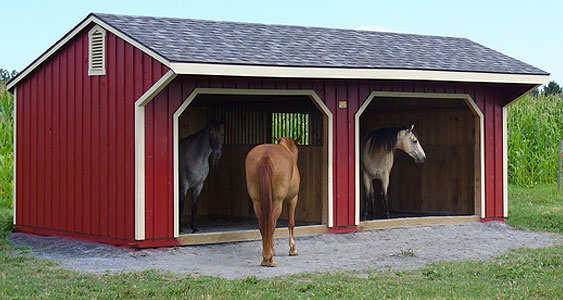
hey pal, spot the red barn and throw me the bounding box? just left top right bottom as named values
left=8, top=13, right=549, bottom=247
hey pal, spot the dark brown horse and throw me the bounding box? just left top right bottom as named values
left=245, top=137, right=301, bottom=267
left=179, top=120, right=224, bottom=233
left=361, top=125, right=426, bottom=219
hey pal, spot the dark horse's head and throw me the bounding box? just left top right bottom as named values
left=208, top=120, right=225, bottom=160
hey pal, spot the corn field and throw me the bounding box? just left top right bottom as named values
left=0, top=89, right=13, bottom=209
left=507, top=94, right=563, bottom=186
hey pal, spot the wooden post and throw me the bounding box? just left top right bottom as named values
left=558, top=140, right=562, bottom=190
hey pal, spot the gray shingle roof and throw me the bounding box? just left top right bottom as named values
left=94, top=13, right=545, bottom=75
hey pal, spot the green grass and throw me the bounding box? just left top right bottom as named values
left=506, top=184, right=562, bottom=234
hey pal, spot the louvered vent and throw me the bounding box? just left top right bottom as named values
left=88, top=25, right=106, bottom=76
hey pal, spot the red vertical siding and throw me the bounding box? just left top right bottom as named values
left=14, top=26, right=168, bottom=243
left=124, top=42, right=135, bottom=239
left=82, top=35, right=92, bottom=235
left=335, top=81, right=349, bottom=226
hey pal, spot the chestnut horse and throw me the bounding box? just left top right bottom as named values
left=245, top=137, right=301, bottom=267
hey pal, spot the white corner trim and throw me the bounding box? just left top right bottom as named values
left=170, top=62, right=550, bottom=85
left=13, top=87, right=17, bottom=225
left=502, top=107, right=508, bottom=218
left=7, top=15, right=171, bottom=91
left=354, top=91, right=486, bottom=225
left=172, top=88, right=334, bottom=237
left=501, top=84, right=542, bottom=218
left=134, top=70, right=177, bottom=241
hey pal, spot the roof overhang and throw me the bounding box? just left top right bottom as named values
left=7, top=13, right=550, bottom=91
left=170, top=62, right=549, bottom=85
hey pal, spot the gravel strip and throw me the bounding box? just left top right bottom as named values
left=9, top=221, right=562, bottom=279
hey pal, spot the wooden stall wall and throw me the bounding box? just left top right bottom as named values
left=360, top=98, right=477, bottom=217
left=14, top=26, right=168, bottom=243
left=144, top=75, right=534, bottom=240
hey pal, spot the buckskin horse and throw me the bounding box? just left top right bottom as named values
left=361, top=125, right=426, bottom=220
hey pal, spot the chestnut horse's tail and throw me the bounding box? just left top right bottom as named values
left=257, top=156, right=274, bottom=237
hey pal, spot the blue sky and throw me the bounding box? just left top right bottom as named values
left=2, top=0, right=561, bottom=84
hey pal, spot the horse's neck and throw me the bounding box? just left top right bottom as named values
left=365, top=148, right=395, bottom=173
left=278, top=142, right=298, bottom=162
left=190, top=127, right=212, bottom=162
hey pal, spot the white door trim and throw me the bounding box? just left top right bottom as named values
left=134, top=70, right=177, bottom=240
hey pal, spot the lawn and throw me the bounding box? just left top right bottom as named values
left=0, top=185, right=561, bottom=299
left=506, top=184, right=562, bottom=234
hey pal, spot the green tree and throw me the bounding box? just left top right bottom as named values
left=0, top=69, right=18, bottom=84
left=542, top=80, right=562, bottom=96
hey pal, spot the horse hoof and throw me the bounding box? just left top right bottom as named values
left=261, top=259, right=276, bottom=267
left=289, top=249, right=298, bottom=256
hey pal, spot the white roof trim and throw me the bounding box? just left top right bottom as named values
left=170, top=62, right=549, bottom=85
left=7, top=14, right=170, bottom=90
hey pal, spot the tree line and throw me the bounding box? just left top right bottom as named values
left=0, top=69, right=18, bottom=84
left=531, top=80, right=562, bottom=97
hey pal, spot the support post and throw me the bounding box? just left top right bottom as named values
left=558, top=140, right=562, bottom=190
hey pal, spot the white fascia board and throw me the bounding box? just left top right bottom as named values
left=170, top=62, right=550, bottom=85
left=7, top=15, right=171, bottom=91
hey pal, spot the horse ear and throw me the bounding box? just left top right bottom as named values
left=295, top=136, right=302, bottom=144
left=410, top=124, right=414, bottom=131
left=275, top=137, right=281, bottom=144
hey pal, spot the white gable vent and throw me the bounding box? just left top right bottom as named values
left=88, top=25, right=106, bottom=76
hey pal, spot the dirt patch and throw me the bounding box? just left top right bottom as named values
left=9, top=222, right=562, bottom=279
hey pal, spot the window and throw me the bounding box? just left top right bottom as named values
left=272, top=112, right=311, bottom=145
left=88, top=25, right=106, bottom=76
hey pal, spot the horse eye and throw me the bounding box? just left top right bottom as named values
left=414, top=140, right=418, bottom=144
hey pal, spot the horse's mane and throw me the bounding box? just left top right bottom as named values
left=365, top=127, right=411, bottom=153
left=180, top=120, right=224, bottom=143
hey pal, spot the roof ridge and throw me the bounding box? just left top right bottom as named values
left=92, top=12, right=471, bottom=41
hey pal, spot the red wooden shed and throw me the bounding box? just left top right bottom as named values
left=8, top=13, right=549, bottom=247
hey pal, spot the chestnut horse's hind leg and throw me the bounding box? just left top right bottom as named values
left=252, top=200, right=276, bottom=267
left=287, top=195, right=299, bottom=256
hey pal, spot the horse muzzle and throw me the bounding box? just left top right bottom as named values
left=212, top=151, right=222, bottom=160
left=415, top=156, right=426, bottom=163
